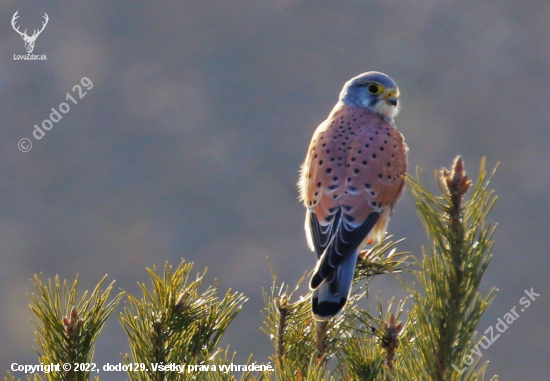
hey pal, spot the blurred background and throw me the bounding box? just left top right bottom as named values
left=1, top=0, right=549, bottom=378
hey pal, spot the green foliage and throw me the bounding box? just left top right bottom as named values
left=6, top=275, right=122, bottom=381
left=119, top=259, right=249, bottom=381
left=261, top=238, right=408, bottom=381
left=396, top=157, right=498, bottom=381
left=6, top=158, right=499, bottom=381
left=259, top=157, right=498, bottom=381
left=335, top=299, right=406, bottom=381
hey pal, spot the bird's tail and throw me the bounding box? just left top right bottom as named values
left=311, top=249, right=358, bottom=320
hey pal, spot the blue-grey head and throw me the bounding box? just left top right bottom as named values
left=339, top=71, right=400, bottom=119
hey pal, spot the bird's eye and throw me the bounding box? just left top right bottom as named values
left=367, top=83, right=382, bottom=95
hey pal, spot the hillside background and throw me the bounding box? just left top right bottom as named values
left=1, top=0, right=549, bottom=379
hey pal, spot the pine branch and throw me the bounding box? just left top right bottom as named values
left=335, top=298, right=406, bottom=381
left=26, top=274, right=122, bottom=381
left=5, top=373, right=43, bottom=381
left=262, top=270, right=316, bottom=377
left=381, top=314, right=403, bottom=373
left=7, top=158, right=501, bottom=381
left=120, top=259, right=248, bottom=381
left=398, top=157, right=498, bottom=381
left=261, top=237, right=408, bottom=381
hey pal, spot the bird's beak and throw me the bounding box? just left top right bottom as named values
left=384, top=90, right=399, bottom=107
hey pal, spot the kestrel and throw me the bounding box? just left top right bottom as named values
left=299, top=72, right=408, bottom=320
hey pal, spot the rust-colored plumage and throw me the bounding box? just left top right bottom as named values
left=299, top=72, right=408, bottom=320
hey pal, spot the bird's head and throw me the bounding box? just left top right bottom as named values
left=339, top=71, right=400, bottom=119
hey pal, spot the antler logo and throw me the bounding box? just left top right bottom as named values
left=11, top=11, right=49, bottom=53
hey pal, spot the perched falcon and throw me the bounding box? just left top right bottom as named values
left=299, top=72, right=408, bottom=320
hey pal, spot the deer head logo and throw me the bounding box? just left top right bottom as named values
left=11, top=11, right=49, bottom=53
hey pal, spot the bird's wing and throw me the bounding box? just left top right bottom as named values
left=300, top=104, right=407, bottom=288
